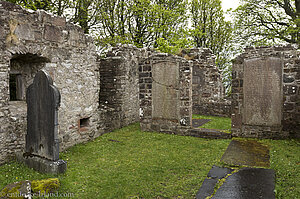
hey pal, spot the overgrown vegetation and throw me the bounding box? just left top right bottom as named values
left=192, top=114, right=231, bottom=133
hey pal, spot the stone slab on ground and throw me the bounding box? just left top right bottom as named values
left=207, top=165, right=234, bottom=179
left=220, top=139, right=270, bottom=167
left=212, top=168, right=275, bottom=199
left=189, top=128, right=232, bottom=139
left=192, top=119, right=211, bottom=128
left=196, top=165, right=234, bottom=199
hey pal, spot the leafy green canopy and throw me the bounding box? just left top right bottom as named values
left=190, top=0, right=234, bottom=93
left=5, top=0, right=234, bottom=94
left=233, top=0, right=300, bottom=47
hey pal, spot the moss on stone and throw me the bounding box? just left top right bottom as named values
left=0, top=182, right=23, bottom=199
left=31, top=178, right=60, bottom=194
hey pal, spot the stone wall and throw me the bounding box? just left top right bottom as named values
left=0, top=1, right=99, bottom=164
left=139, top=53, right=193, bottom=134
left=232, top=45, right=300, bottom=138
left=99, top=45, right=143, bottom=133
left=193, top=99, right=231, bottom=118
left=178, top=48, right=231, bottom=117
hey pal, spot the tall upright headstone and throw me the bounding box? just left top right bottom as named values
left=22, top=70, right=66, bottom=174
left=139, top=54, right=193, bottom=134
left=231, top=46, right=299, bottom=139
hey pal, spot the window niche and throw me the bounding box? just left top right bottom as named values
left=9, top=53, right=49, bottom=102
left=78, top=117, right=91, bottom=132
left=9, top=73, right=24, bottom=101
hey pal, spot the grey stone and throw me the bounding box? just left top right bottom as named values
left=0, top=1, right=100, bottom=165
left=22, top=71, right=66, bottom=173
left=283, top=74, right=295, bottom=83
left=14, top=24, right=35, bottom=41
left=221, top=140, right=270, bottom=167
left=207, top=165, right=234, bottom=179
left=232, top=46, right=299, bottom=138
left=196, top=178, right=218, bottom=199
left=192, top=119, right=211, bottom=128
left=243, top=57, right=282, bottom=126
left=17, top=153, right=66, bottom=174
left=188, top=128, right=232, bottom=139
left=152, top=61, right=180, bottom=120
left=26, top=70, right=60, bottom=161
left=196, top=165, right=234, bottom=199
left=0, top=180, right=31, bottom=198
left=44, top=25, right=62, bottom=42
left=212, top=168, right=275, bottom=199
left=139, top=54, right=192, bottom=134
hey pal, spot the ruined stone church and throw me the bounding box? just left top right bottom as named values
left=0, top=1, right=299, bottom=165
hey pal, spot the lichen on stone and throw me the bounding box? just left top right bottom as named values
left=31, top=178, right=60, bottom=195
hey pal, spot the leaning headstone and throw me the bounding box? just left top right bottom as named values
left=19, top=70, right=66, bottom=174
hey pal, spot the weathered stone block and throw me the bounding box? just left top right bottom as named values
left=44, top=25, right=62, bottom=42
left=14, top=24, right=35, bottom=41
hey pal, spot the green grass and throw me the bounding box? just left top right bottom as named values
left=261, top=139, right=300, bottom=199
left=0, top=123, right=230, bottom=198
left=0, top=123, right=299, bottom=199
left=192, top=114, right=231, bottom=132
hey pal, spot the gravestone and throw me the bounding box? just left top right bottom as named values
left=243, top=57, right=282, bottom=126
left=139, top=54, right=192, bottom=134
left=21, top=70, right=66, bottom=174
left=152, top=61, right=180, bottom=120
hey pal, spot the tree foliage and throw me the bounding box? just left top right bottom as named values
left=233, top=0, right=300, bottom=47
left=95, top=0, right=188, bottom=49
left=6, top=0, right=53, bottom=11
left=189, top=0, right=233, bottom=93
left=189, top=0, right=233, bottom=66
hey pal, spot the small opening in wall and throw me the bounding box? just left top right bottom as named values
left=9, top=74, right=24, bottom=101
left=80, top=117, right=90, bottom=128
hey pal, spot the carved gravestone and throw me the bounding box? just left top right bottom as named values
left=243, top=57, right=282, bottom=126
left=152, top=61, right=180, bottom=120
left=22, top=71, right=66, bottom=174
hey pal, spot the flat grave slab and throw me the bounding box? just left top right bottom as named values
left=192, top=119, right=211, bottom=128
left=212, top=168, right=275, bottom=199
left=196, top=165, right=234, bottom=199
left=221, top=139, right=270, bottom=167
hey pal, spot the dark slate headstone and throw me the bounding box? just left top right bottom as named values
left=21, top=70, right=66, bottom=174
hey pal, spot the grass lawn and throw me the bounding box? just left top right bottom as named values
left=0, top=123, right=298, bottom=198
left=192, top=114, right=231, bottom=132
left=0, top=123, right=230, bottom=198
left=260, top=139, right=300, bottom=199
